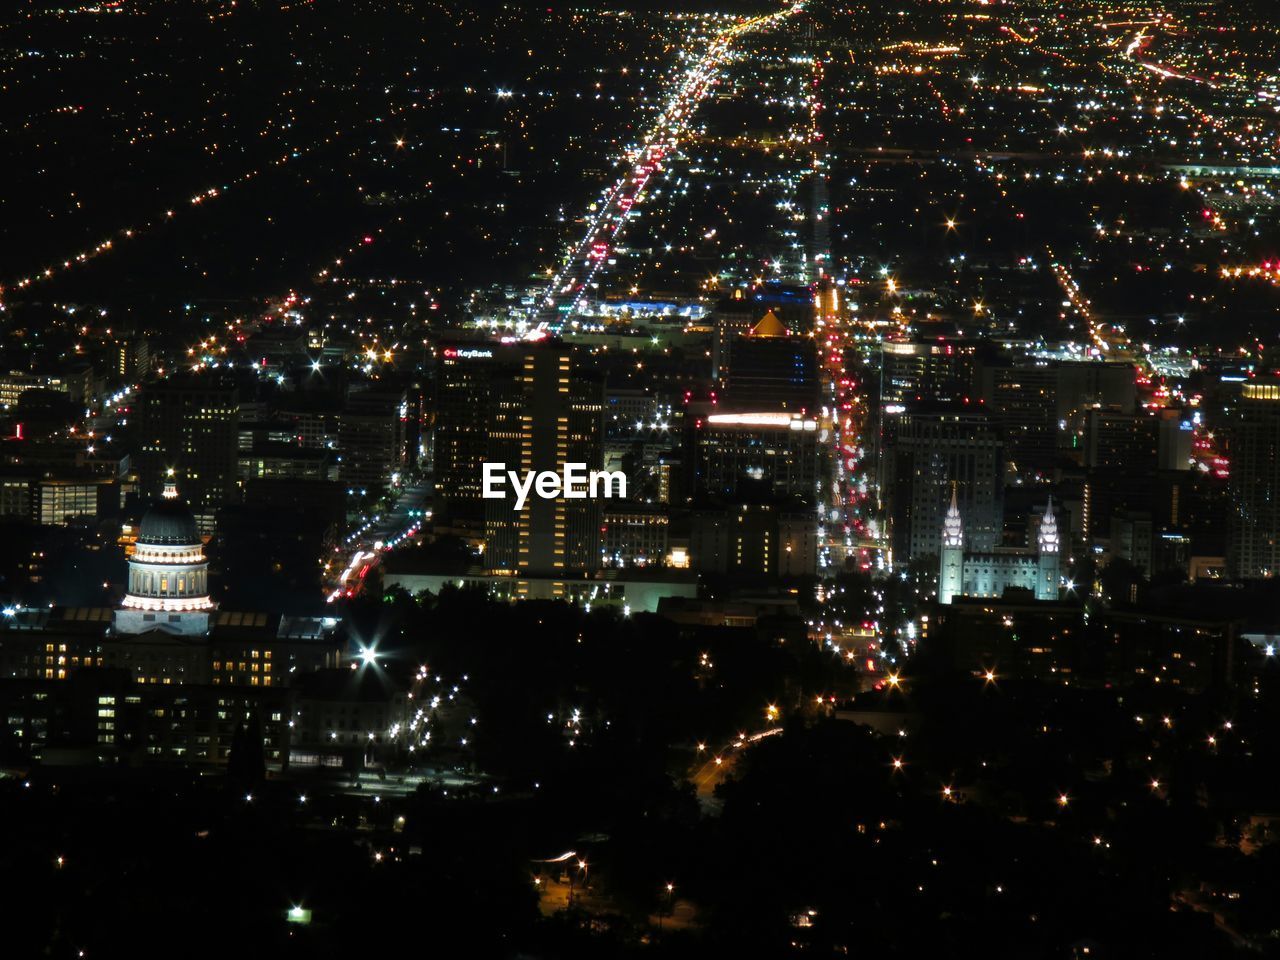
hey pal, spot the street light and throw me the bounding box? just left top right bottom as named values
left=568, top=859, right=588, bottom=907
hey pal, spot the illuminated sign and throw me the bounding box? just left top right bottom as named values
left=442, top=347, right=493, bottom=360
left=705, top=412, right=818, bottom=430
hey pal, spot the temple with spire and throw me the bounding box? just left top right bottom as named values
left=938, top=486, right=1061, bottom=604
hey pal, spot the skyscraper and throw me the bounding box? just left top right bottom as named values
left=484, top=344, right=605, bottom=581
left=881, top=407, right=1003, bottom=561
left=432, top=343, right=519, bottom=537
left=689, top=501, right=817, bottom=578
left=1085, top=408, right=1158, bottom=471
left=881, top=339, right=980, bottom=407
left=711, top=295, right=768, bottom=382
left=1227, top=380, right=1280, bottom=578
left=722, top=311, right=818, bottom=413
left=136, top=373, right=240, bottom=529
left=980, top=361, right=1057, bottom=474
left=690, top=411, right=822, bottom=503
left=338, top=386, right=408, bottom=490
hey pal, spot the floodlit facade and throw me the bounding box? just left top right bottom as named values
left=939, top=488, right=1060, bottom=605
left=115, top=481, right=215, bottom=636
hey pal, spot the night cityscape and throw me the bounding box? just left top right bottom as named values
left=4, top=0, right=1280, bottom=956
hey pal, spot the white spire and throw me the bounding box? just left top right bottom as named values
left=162, top=470, right=178, bottom=500
left=942, top=483, right=963, bottom=549
left=1038, top=496, right=1059, bottom=554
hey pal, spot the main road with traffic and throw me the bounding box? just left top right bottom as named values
left=533, top=4, right=806, bottom=330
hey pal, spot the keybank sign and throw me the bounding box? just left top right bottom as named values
left=482, top=463, right=627, bottom=510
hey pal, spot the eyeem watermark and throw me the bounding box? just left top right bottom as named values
left=482, top=463, right=627, bottom=510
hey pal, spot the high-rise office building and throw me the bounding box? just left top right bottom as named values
left=484, top=344, right=605, bottom=581
left=136, top=373, right=240, bottom=528
left=980, top=361, right=1058, bottom=473
left=1056, top=361, right=1137, bottom=442
left=109, top=335, right=150, bottom=383
left=0, top=371, right=77, bottom=409
left=1157, top=412, right=1194, bottom=471
left=711, top=296, right=768, bottom=382
left=881, top=339, right=980, bottom=407
left=690, top=411, right=822, bottom=503
left=722, top=311, right=818, bottom=413
left=1110, top=510, right=1154, bottom=576
left=690, top=501, right=817, bottom=578
left=881, top=407, right=1003, bottom=561
left=1227, top=380, right=1280, bottom=578
left=432, top=343, right=519, bottom=536
left=605, top=388, right=659, bottom=435
left=1151, top=469, right=1227, bottom=574
left=338, top=387, right=408, bottom=490
left=1085, top=409, right=1158, bottom=471
left=602, top=505, right=670, bottom=568
left=975, top=358, right=1139, bottom=472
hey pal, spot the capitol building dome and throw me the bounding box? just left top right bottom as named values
left=137, top=496, right=200, bottom=546
left=120, top=480, right=213, bottom=615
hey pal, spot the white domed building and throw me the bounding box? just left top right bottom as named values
left=114, top=481, right=215, bottom=636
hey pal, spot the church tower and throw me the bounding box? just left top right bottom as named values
left=938, top=484, right=964, bottom=605
left=1035, top=496, right=1061, bottom=601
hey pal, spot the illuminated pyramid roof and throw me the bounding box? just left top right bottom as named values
left=750, top=309, right=787, bottom=337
